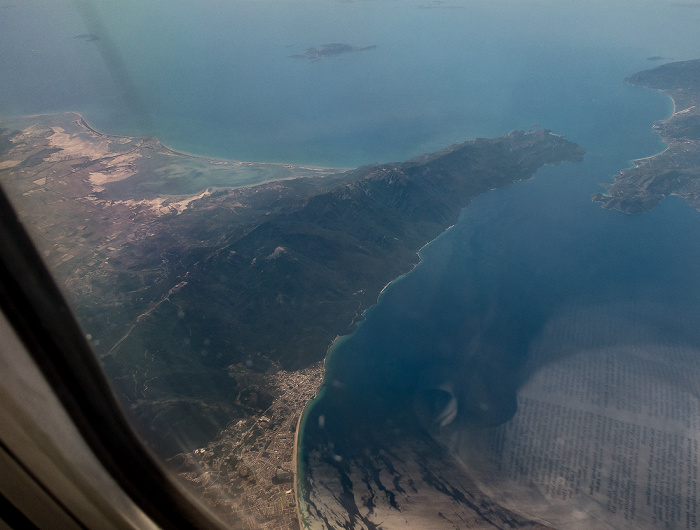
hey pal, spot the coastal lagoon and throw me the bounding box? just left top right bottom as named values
left=4, top=0, right=700, bottom=527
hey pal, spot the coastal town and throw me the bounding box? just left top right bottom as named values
left=170, top=362, right=324, bottom=529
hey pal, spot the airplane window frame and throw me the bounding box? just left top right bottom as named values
left=0, top=186, right=226, bottom=530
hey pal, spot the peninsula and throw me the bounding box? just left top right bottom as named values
left=0, top=113, right=583, bottom=528
left=593, top=58, right=700, bottom=213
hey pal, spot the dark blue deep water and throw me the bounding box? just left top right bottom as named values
left=288, top=0, right=700, bottom=501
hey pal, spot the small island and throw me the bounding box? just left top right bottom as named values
left=289, top=43, right=377, bottom=60
left=593, top=58, right=700, bottom=214
left=73, top=33, right=100, bottom=42
left=0, top=113, right=583, bottom=528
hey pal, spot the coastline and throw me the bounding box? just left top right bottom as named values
left=627, top=88, right=676, bottom=165
left=595, top=59, right=700, bottom=214
left=291, top=230, right=443, bottom=528
left=71, top=111, right=346, bottom=172
left=2, top=111, right=346, bottom=174
left=293, top=389, right=312, bottom=529
left=292, top=409, right=303, bottom=528
left=377, top=223, right=457, bottom=299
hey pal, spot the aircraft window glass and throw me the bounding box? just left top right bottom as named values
left=2, top=1, right=700, bottom=528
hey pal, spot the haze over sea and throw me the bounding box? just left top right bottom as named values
left=4, top=0, right=700, bottom=522
left=1, top=0, right=698, bottom=168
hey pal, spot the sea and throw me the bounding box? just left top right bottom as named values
left=4, top=0, right=700, bottom=525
